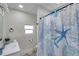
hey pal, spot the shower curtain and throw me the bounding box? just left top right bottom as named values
left=38, top=4, right=79, bottom=56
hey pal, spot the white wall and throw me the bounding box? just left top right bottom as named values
left=5, top=9, right=37, bottom=56
left=0, top=8, right=3, bottom=38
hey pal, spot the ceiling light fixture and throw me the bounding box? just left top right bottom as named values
left=18, top=4, right=23, bottom=8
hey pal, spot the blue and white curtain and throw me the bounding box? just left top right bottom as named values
left=38, top=4, right=79, bottom=56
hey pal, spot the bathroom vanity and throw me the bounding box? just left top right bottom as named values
left=1, top=40, right=20, bottom=56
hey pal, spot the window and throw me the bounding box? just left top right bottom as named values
left=24, top=25, right=33, bottom=34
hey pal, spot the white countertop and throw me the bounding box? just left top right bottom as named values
left=1, top=40, right=20, bottom=56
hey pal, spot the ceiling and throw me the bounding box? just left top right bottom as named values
left=7, top=3, right=65, bottom=16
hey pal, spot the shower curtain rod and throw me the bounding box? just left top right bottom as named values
left=40, top=3, right=73, bottom=19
